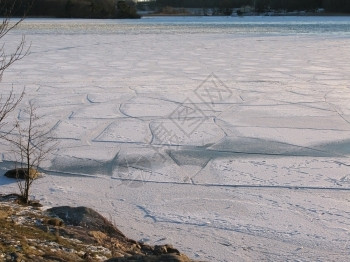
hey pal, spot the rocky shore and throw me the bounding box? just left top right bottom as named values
left=0, top=194, right=196, bottom=262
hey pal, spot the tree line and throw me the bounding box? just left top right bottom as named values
left=1, top=0, right=140, bottom=19
left=2, top=0, right=350, bottom=17
left=151, top=0, right=350, bottom=13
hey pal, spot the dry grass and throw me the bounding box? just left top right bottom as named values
left=0, top=203, right=104, bottom=261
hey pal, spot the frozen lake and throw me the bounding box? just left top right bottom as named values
left=1, top=16, right=350, bottom=261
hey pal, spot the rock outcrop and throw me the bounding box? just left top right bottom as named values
left=47, top=206, right=126, bottom=240
left=4, top=168, right=40, bottom=180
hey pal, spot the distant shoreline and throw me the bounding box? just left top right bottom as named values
left=5, top=12, right=350, bottom=19
left=143, top=12, right=350, bottom=17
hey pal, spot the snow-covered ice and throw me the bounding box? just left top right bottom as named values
left=1, top=17, right=350, bottom=261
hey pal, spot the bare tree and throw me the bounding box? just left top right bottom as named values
left=0, top=0, right=29, bottom=133
left=6, top=102, right=57, bottom=203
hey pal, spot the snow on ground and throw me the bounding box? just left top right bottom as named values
left=1, top=18, right=350, bottom=261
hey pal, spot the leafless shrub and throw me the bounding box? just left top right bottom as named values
left=6, top=102, right=57, bottom=203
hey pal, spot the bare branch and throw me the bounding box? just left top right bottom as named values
left=0, top=1, right=30, bottom=135
left=0, top=0, right=25, bottom=38
left=0, top=36, right=30, bottom=79
left=0, top=88, right=24, bottom=138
